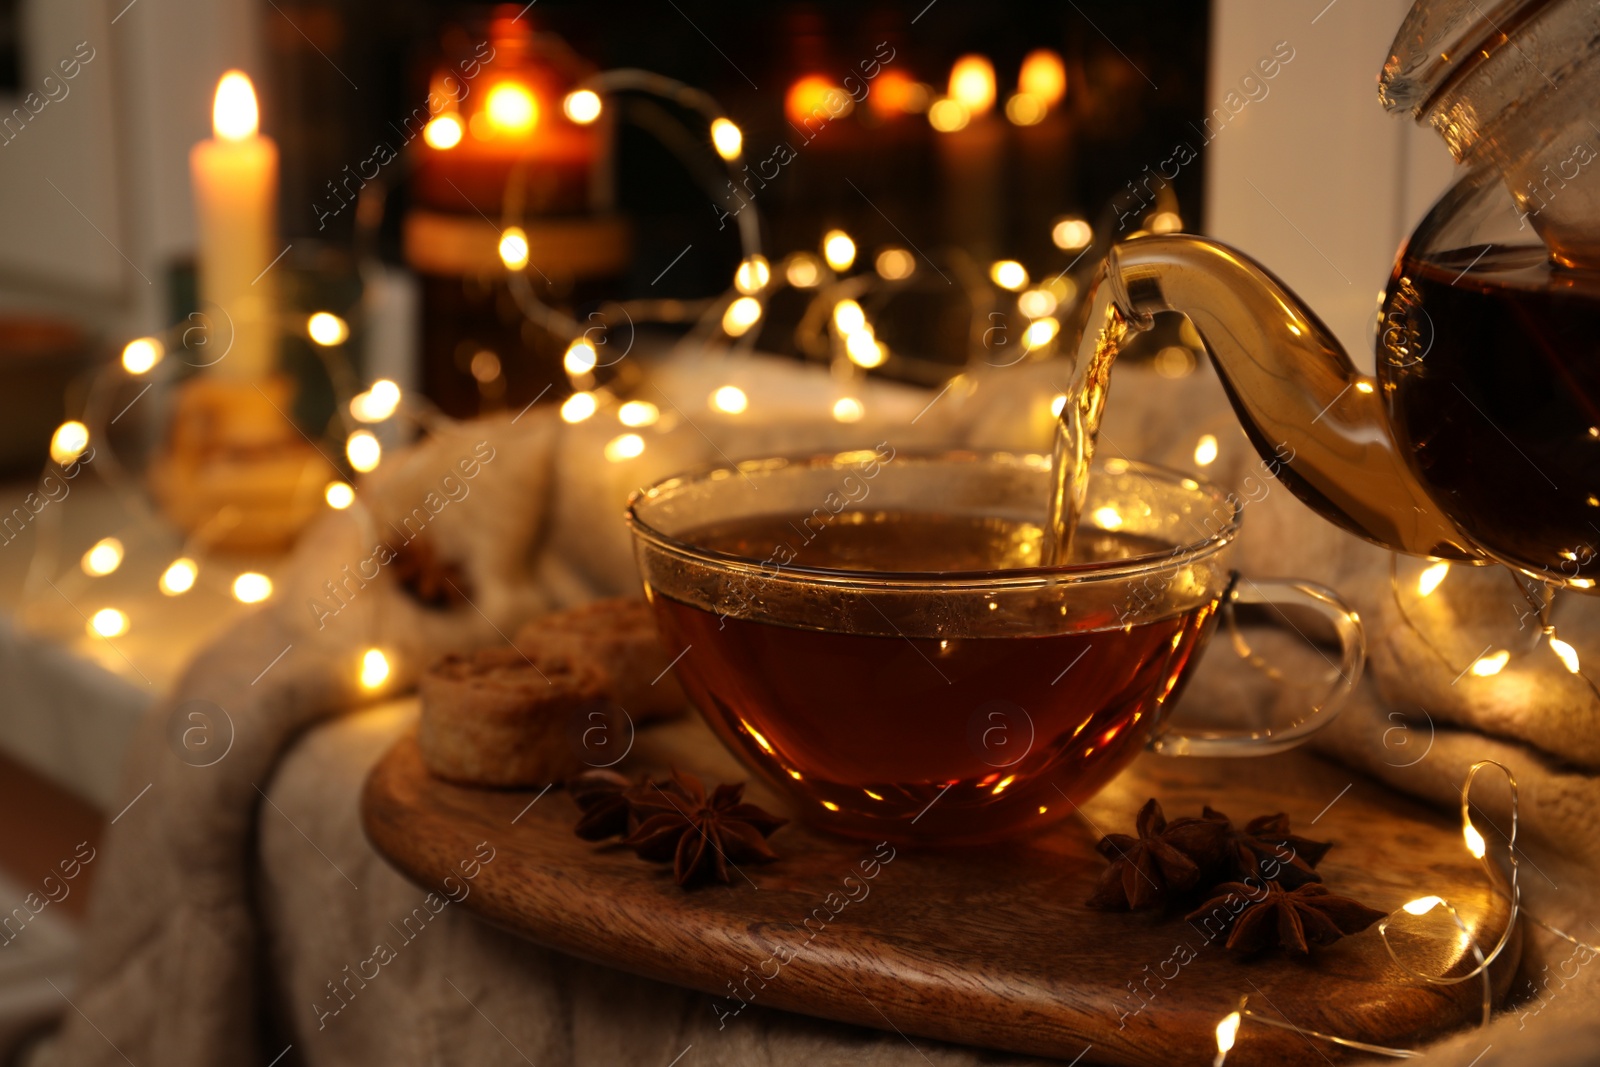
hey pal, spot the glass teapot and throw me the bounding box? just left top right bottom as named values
left=1075, top=0, right=1600, bottom=591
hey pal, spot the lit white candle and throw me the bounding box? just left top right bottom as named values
left=190, top=71, right=279, bottom=379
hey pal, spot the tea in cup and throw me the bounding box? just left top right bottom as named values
left=628, top=450, right=1364, bottom=844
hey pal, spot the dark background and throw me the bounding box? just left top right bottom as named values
left=264, top=0, right=1211, bottom=299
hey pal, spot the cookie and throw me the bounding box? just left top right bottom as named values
left=418, top=646, right=621, bottom=787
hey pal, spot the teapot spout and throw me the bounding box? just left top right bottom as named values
left=1104, top=235, right=1478, bottom=561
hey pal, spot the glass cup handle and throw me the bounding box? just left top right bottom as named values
left=1147, top=576, right=1366, bottom=758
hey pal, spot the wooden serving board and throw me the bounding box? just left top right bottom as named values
left=362, top=717, right=1518, bottom=1066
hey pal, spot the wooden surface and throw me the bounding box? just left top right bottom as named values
left=362, top=717, right=1519, bottom=1066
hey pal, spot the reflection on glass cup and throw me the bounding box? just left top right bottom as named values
left=629, top=451, right=1364, bottom=845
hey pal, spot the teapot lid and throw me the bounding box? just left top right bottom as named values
left=1380, top=0, right=1600, bottom=167
left=1380, top=0, right=1555, bottom=115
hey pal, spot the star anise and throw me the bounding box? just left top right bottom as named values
left=621, top=771, right=788, bottom=889
left=1186, top=880, right=1386, bottom=955
left=1203, top=807, right=1332, bottom=889
left=567, top=769, right=641, bottom=841
left=1086, top=798, right=1230, bottom=910
left=391, top=536, right=472, bottom=608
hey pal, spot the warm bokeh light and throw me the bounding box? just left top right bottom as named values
left=232, top=572, right=273, bottom=604
left=1005, top=93, right=1046, bottom=126
left=734, top=255, right=770, bottom=294
left=562, top=89, right=602, bottom=124
left=786, top=254, right=822, bottom=288
left=722, top=297, right=763, bottom=337
left=423, top=114, right=463, bottom=149
left=1403, top=895, right=1445, bottom=916
left=307, top=312, right=349, bottom=346
left=867, top=69, right=920, bottom=118
left=89, top=608, right=128, bottom=639
left=845, top=330, right=886, bottom=368
left=351, top=379, right=401, bottom=423
left=710, top=117, right=742, bottom=160
left=617, top=400, right=659, bottom=427
left=1019, top=49, right=1067, bottom=106
left=1470, top=649, right=1510, bottom=677
left=498, top=227, right=530, bottom=271
left=1092, top=506, right=1124, bottom=531
left=560, top=391, right=597, bottom=423
left=212, top=71, right=259, bottom=141
left=360, top=648, right=391, bottom=689
left=1214, top=1012, right=1241, bottom=1058
left=485, top=82, right=538, bottom=135
left=159, top=558, right=198, bottom=596
left=564, top=339, right=598, bottom=375
left=1355, top=379, right=1376, bottom=394
left=1417, top=561, right=1450, bottom=597
left=1194, top=434, right=1220, bottom=466
left=833, top=299, right=866, bottom=335
left=346, top=430, right=381, bottom=473
left=470, top=350, right=501, bottom=383
left=1155, top=345, right=1196, bottom=378
left=1051, top=394, right=1068, bottom=417
left=50, top=421, right=89, bottom=466
left=1149, top=210, right=1183, bottom=234
left=990, top=260, right=1028, bottom=290
left=1464, top=821, right=1487, bottom=859
left=1052, top=217, right=1094, bottom=251
left=710, top=385, right=748, bottom=414
left=604, top=432, right=645, bottom=462
left=927, top=98, right=970, bottom=132
left=82, top=537, right=124, bottom=577
left=832, top=397, right=865, bottom=423
left=1024, top=318, right=1059, bottom=350
left=875, top=247, right=915, bottom=281
left=1018, top=288, right=1058, bottom=319
left=785, top=75, right=843, bottom=126
left=1550, top=635, right=1581, bottom=673
left=324, top=481, right=355, bottom=510
left=121, top=338, right=163, bottom=375
left=948, top=55, right=996, bottom=114
left=823, top=230, right=856, bottom=271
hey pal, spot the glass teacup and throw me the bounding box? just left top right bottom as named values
left=628, top=450, right=1364, bottom=845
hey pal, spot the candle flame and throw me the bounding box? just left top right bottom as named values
left=1019, top=49, right=1067, bottom=107
left=949, top=55, right=996, bottom=114
left=485, top=82, right=538, bottom=135
left=213, top=71, right=259, bottom=141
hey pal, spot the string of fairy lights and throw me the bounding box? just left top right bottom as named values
left=1210, top=758, right=1600, bottom=1062
left=1391, top=555, right=1597, bottom=698
left=28, top=59, right=1113, bottom=692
